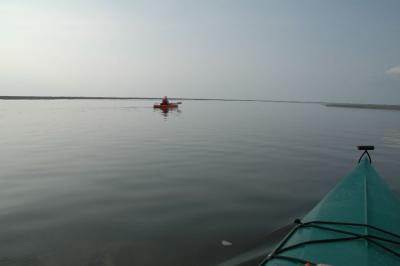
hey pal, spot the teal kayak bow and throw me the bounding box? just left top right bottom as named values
left=260, top=146, right=400, bottom=266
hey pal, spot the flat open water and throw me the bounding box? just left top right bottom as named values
left=0, top=100, right=399, bottom=265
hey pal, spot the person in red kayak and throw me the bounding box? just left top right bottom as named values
left=161, top=96, right=169, bottom=105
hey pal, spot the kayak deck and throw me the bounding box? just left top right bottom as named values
left=261, top=158, right=400, bottom=266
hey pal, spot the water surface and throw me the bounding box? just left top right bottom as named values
left=0, top=100, right=399, bottom=265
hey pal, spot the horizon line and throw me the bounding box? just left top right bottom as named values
left=1, top=96, right=400, bottom=110
left=0, top=95, right=326, bottom=104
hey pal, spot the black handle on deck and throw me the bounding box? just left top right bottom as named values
left=358, top=146, right=374, bottom=164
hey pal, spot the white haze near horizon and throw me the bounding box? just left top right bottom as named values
left=0, top=0, right=399, bottom=104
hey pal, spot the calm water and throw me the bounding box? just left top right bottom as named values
left=0, top=100, right=399, bottom=266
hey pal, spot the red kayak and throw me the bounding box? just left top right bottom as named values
left=153, top=103, right=179, bottom=109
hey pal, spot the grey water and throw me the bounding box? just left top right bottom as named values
left=0, top=100, right=399, bottom=266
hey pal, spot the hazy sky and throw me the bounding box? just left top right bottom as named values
left=1, top=0, right=399, bottom=103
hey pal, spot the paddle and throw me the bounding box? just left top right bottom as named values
left=155, top=101, right=182, bottom=105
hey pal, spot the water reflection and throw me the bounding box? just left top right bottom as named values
left=153, top=106, right=181, bottom=118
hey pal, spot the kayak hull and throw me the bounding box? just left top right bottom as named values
left=153, top=104, right=178, bottom=109
left=261, top=159, right=400, bottom=266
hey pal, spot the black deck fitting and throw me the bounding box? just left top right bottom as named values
left=358, top=146, right=374, bottom=164
left=358, top=146, right=375, bottom=151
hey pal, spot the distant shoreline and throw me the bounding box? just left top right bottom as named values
left=0, top=96, right=160, bottom=100
left=324, top=103, right=400, bottom=111
left=1, top=96, right=399, bottom=111
left=0, top=96, right=322, bottom=103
